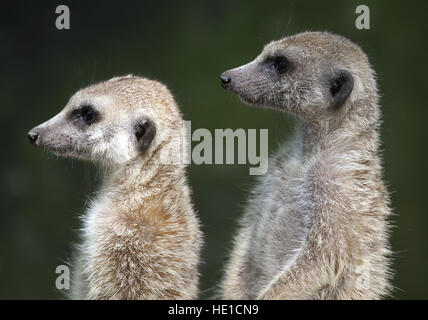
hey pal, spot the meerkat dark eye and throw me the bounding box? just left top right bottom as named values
left=79, top=106, right=97, bottom=124
left=271, top=56, right=290, bottom=74
left=71, top=105, right=99, bottom=126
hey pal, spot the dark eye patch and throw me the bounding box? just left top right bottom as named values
left=70, top=104, right=99, bottom=127
left=267, top=56, right=291, bottom=74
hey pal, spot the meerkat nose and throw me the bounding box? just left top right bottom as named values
left=220, top=73, right=232, bottom=88
left=27, top=131, right=40, bottom=146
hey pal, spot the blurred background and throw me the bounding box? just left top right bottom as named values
left=1, top=0, right=427, bottom=299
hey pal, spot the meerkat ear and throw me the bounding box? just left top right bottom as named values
left=329, top=69, right=354, bottom=109
left=134, top=118, right=156, bottom=153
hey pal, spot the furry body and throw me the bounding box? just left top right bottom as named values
left=220, top=32, right=392, bottom=299
left=28, top=76, right=202, bottom=299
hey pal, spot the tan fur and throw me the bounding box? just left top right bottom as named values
left=29, top=75, right=202, bottom=299
left=220, top=32, right=392, bottom=299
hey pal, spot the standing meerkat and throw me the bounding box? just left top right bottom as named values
left=220, top=31, right=392, bottom=299
left=27, top=75, right=202, bottom=299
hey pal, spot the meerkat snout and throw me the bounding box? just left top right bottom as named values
left=220, top=73, right=232, bottom=88
left=27, top=131, right=39, bottom=146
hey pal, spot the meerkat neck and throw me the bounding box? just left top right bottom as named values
left=97, top=158, right=186, bottom=215
left=297, top=105, right=380, bottom=156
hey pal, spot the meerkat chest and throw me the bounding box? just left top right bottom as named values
left=80, top=195, right=114, bottom=257
left=246, top=150, right=314, bottom=296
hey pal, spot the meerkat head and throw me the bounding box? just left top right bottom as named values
left=28, top=75, right=182, bottom=168
left=221, top=31, right=377, bottom=122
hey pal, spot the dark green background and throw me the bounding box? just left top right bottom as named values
left=1, top=0, right=427, bottom=299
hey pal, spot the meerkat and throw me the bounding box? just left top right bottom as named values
left=219, top=31, right=392, bottom=299
left=27, top=75, right=202, bottom=299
